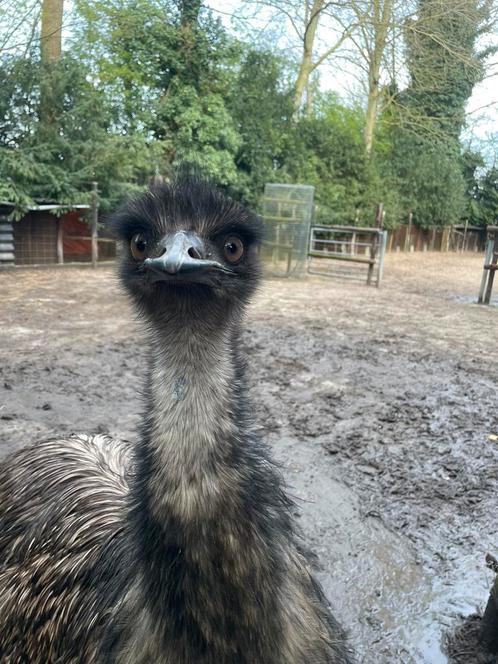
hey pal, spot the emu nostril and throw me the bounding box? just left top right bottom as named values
left=188, top=246, right=201, bottom=260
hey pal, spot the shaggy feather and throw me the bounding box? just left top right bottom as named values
left=0, top=176, right=354, bottom=663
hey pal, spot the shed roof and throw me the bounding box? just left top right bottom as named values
left=0, top=201, right=90, bottom=211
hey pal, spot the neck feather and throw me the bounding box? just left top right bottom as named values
left=126, top=307, right=299, bottom=662
left=141, top=311, right=244, bottom=523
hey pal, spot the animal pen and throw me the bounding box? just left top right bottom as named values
left=261, top=183, right=314, bottom=277
left=0, top=198, right=115, bottom=267
left=478, top=226, right=498, bottom=305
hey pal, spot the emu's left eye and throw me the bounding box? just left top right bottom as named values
left=130, top=234, right=147, bottom=260
left=223, top=236, right=244, bottom=263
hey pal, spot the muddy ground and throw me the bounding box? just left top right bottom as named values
left=0, top=253, right=497, bottom=663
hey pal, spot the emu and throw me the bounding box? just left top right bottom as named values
left=0, top=177, right=353, bottom=663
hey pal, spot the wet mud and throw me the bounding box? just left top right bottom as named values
left=0, top=253, right=497, bottom=663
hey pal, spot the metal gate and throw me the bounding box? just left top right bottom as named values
left=308, top=225, right=388, bottom=287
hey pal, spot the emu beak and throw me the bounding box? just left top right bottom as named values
left=144, top=231, right=226, bottom=283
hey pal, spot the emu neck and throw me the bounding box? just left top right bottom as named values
left=144, top=310, right=241, bottom=524
left=129, top=306, right=294, bottom=663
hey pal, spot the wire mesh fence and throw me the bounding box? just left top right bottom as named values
left=261, top=183, right=314, bottom=277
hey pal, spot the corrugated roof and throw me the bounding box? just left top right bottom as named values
left=0, top=201, right=90, bottom=211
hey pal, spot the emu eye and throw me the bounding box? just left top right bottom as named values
left=223, top=236, right=244, bottom=263
left=130, top=234, right=147, bottom=260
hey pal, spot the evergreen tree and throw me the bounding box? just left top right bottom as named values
left=386, top=0, right=492, bottom=226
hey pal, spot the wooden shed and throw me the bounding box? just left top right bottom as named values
left=0, top=202, right=115, bottom=266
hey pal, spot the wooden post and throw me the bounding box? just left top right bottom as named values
left=367, top=233, right=377, bottom=285
left=484, top=232, right=498, bottom=305
left=351, top=232, right=356, bottom=256
left=91, top=181, right=99, bottom=268
left=430, top=228, right=436, bottom=251
left=478, top=238, right=493, bottom=303
left=377, top=231, right=387, bottom=287
left=56, top=217, right=64, bottom=264
left=478, top=229, right=497, bottom=304
left=375, top=203, right=384, bottom=229
left=461, top=220, right=469, bottom=253
left=405, top=212, right=413, bottom=252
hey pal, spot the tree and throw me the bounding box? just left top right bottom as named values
left=401, top=0, right=495, bottom=140
left=350, top=0, right=396, bottom=155
left=291, top=0, right=355, bottom=119
left=228, top=49, right=293, bottom=204
left=40, top=0, right=63, bottom=64
left=74, top=0, right=241, bottom=185
left=231, top=0, right=356, bottom=120
left=39, top=0, right=64, bottom=132
left=383, top=0, right=497, bottom=226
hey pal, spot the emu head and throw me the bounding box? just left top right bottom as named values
left=110, top=177, right=263, bottom=323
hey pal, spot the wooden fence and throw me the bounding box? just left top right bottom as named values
left=387, top=224, right=486, bottom=253
left=478, top=226, right=498, bottom=305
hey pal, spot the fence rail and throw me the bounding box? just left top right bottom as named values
left=308, top=225, right=387, bottom=287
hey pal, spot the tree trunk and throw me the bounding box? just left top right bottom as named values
left=292, top=0, right=324, bottom=121
left=40, top=0, right=64, bottom=131
left=40, top=0, right=63, bottom=65
left=363, top=0, right=393, bottom=156
left=177, top=0, right=201, bottom=87
left=179, top=0, right=201, bottom=28
left=364, top=85, right=379, bottom=156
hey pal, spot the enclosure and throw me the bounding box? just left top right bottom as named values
left=261, top=183, right=314, bottom=277
left=0, top=204, right=115, bottom=266
left=0, top=252, right=496, bottom=663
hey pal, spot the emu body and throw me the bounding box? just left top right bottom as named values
left=0, top=179, right=353, bottom=663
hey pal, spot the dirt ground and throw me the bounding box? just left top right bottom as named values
left=0, top=252, right=497, bottom=663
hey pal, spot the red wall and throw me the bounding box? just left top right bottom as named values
left=62, top=211, right=91, bottom=260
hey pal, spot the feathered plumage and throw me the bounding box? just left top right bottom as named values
left=0, top=176, right=354, bottom=663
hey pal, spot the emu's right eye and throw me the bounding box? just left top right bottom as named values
left=130, top=234, right=147, bottom=260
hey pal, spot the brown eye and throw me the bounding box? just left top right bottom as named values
left=223, top=236, right=244, bottom=263
left=130, top=234, right=147, bottom=260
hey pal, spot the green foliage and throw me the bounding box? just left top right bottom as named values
left=0, top=54, right=155, bottom=213
left=378, top=0, right=491, bottom=227
left=383, top=124, right=467, bottom=226
left=279, top=94, right=369, bottom=223
left=158, top=83, right=241, bottom=185
left=463, top=151, right=498, bottom=226
left=228, top=49, right=293, bottom=205
left=402, top=0, right=488, bottom=141
left=0, top=0, right=493, bottom=228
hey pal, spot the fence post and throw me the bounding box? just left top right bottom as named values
left=57, top=217, right=64, bottom=264
left=478, top=235, right=495, bottom=304
left=461, top=220, right=468, bottom=253
left=375, top=203, right=384, bottom=228
left=483, top=229, right=498, bottom=304
left=405, top=212, right=413, bottom=252
left=377, top=230, right=388, bottom=286
left=91, top=181, right=99, bottom=268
